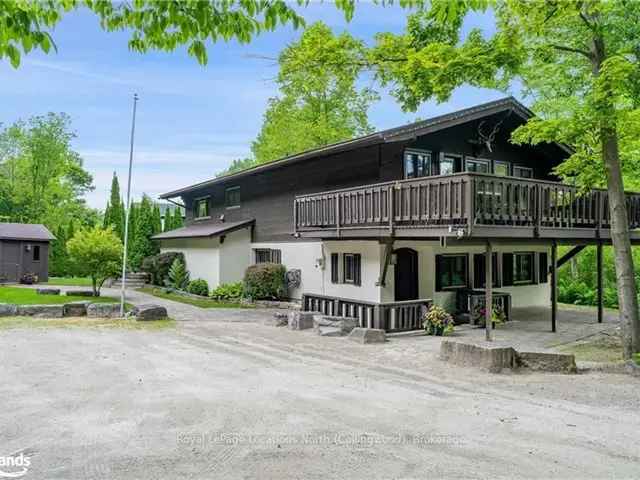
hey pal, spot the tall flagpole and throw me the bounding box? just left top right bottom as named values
left=120, top=93, right=139, bottom=316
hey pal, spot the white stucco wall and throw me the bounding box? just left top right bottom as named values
left=159, top=237, right=220, bottom=289
left=250, top=241, right=324, bottom=300
left=159, top=226, right=252, bottom=290
left=219, top=228, right=252, bottom=285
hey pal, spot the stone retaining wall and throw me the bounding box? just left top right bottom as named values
left=0, top=302, right=123, bottom=318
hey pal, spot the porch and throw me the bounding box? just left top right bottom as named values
left=293, top=172, right=640, bottom=241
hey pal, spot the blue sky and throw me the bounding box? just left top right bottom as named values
left=0, top=3, right=517, bottom=210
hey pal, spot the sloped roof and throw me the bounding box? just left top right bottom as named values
left=152, top=219, right=254, bottom=240
left=160, top=97, right=539, bottom=199
left=0, top=223, right=55, bottom=241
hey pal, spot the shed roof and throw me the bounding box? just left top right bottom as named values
left=0, top=223, right=55, bottom=241
left=151, top=219, right=254, bottom=240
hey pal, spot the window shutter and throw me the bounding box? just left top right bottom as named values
left=502, top=253, right=514, bottom=286
left=435, top=255, right=443, bottom=291
left=539, top=252, right=548, bottom=284
left=354, top=254, right=361, bottom=286
left=474, top=254, right=484, bottom=289
left=331, top=254, right=339, bottom=284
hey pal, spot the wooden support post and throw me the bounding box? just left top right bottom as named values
left=551, top=241, right=557, bottom=333
left=485, top=240, right=493, bottom=341
left=597, top=242, right=603, bottom=324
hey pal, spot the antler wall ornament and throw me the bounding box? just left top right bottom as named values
left=467, top=111, right=511, bottom=155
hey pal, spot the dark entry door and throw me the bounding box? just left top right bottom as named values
left=394, top=248, right=419, bottom=301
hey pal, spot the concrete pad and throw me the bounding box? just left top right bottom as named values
left=440, top=340, right=517, bottom=373
left=517, top=351, right=577, bottom=373
left=348, top=327, right=386, bottom=344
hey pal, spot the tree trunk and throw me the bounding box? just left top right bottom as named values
left=589, top=33, right=640, bottom=359
left=601, top=126, right=640, bottom=358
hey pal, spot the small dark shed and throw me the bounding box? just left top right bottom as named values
left=0, top=223, right=55, bottom=283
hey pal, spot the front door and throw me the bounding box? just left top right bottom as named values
left=394, top=248, right=419, bottom=301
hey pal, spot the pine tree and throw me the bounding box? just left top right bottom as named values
left=104, top=172, right=124, bottom=240
left=130, top=195, right=157, bottom=270
left=103, top=201, right=111, bottom=229
left=173, top=207, right=183, bottom=229
left=124, top=201, right=136, bottom=272
left=152, top=204, right=162, bottom=236
left=65, top=222, right=76, bottom=276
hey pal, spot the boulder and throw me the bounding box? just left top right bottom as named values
left=36, top=288, right=60, bottom=296
left=288, top=311, right=316, bottom=330
left=348, top=327, right=386, bottom=344
left=264, top=312, right=288, bottom=327
left=132, top=304, right=168, bottom=321
left=517, top=351, right=577, bottom=374
left=66, top=290, right=98, bottom=297
left=16, top=305, right=64, bottom=318
left=87, top=303, right=122, bottom=318
left=313, top=315, right=358, bottom=336
left=0, top=304, right=18, bottom=317
left=63, top=301, right=91, bottom=317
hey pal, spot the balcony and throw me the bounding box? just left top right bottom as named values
left=293, top=172, right=640, bottom=241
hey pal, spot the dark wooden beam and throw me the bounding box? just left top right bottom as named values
left=597, top=242, right=603, bottom=323
left=555, top=245, right=587, bottom=271
left=485, top=240, right=493, bottom=341
left=551, top=241, right=558, bottom=333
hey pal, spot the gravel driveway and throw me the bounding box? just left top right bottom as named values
left=1, top=287, right=638, bottom=479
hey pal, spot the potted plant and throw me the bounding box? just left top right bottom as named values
left=423, top=305, right=454, bottom=336
left=473, top=302, right=506, bottom=326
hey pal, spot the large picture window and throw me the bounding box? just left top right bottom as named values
left=404, top=149, right=431, bottom=179
left=436, top=254, right=468, bottom=291
left=514, top=252, right=535, bottom=284
left=254, top=248, right=282, bottom=264
left=194, top=197, right=210, bottom=219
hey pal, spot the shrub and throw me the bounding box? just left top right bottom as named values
left=210, top=282, right=244, bottom=301
left=423, top=305, right=454, bottom=336
left=187, top=279, right=209, bottom=297
left=243, top=263, right=286, bottom=300
left=67, top=226, right=123, bottom=296
left=166, top=257, right=189, bottom=290
left=141, top=251, right=184, bottom=285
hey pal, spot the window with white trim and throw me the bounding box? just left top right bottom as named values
left=330, top=253, right=361, bottom=286
left=513, top=252, right=535, bottom=284
left=225, top=186, right=241, bottom=208
left=494, top=161, right=510, bottom=176
left=465, top=157, right=490, bottom=173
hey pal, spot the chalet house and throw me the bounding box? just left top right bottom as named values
left=0, top=223, right=55, bottom=283
left=154, top=98, right=640, bottom=332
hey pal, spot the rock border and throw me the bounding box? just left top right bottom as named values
left=0, top=302, right=125, bottom=319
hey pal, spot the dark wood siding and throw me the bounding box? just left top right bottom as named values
left=179, top=114, right=566, bottom=243
left=0, top=240, right=50, bottom=282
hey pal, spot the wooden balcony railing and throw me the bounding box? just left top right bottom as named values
left=294, top=173, right=640, bottom=238
left=302, top=293, right=432, bottom=332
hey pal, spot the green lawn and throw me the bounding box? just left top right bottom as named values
left=0, top=316, right=175, bottom=330
left=0, top=286, right=117, bottom=305
left=45, top=277, right=92, bottom=286
left=139, top=287, right=252, bottom=309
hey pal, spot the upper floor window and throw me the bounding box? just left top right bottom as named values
left=513, top=166, right=533, bottom=179
left=439, top=153, right=462, bottom=175
left=194, top=197, right=210, bottom=219
left=466, top=157, right=490, bottom=173
left=404, top=149, right=431, bottom=179
left=254, top=248, right=281, bottom=264
left=225, top=186, right=240, bottom=208
left=494, top=161, right=510, bottom=177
